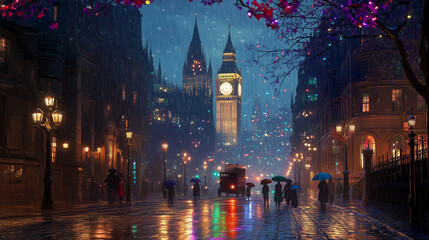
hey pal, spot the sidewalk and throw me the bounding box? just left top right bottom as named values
left=305, top=190, right=429, bottom=239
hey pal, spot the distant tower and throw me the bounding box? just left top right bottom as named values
left=215, top=27, right=242, bottom=146
left=183, top=16, right=212, bottom=96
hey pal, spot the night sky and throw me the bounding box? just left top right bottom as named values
left=140, top=0, right=297, bottom=127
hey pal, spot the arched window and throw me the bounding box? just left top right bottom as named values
left=360, top=135, right=376, bottom=168
left=391, top=135, right=404, bottom=157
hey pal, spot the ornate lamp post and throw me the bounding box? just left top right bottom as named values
left=407, top=112, right=416, bottom=222
left=162, top=139, right=168, bottom=198
left=126, top=129, right=133, bottom=202
left=32, top=88, right=63, bottom=209
left=203, top=161, right=208, bottom=194
left=97, top=147, right=101, bottom=177
left=336, top=122, right=355, bottom=201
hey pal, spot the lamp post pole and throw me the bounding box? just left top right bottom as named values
left=408, top=113, right=417, bottom=223
left=336, top=123, right=355, bottom=201
left=126, top=130, right=133, bottom=202
left=343, top=143, right=350, bottom=201
left=162, top=140, right=168, bottom=198
left=42, top=130, right=53, bottom=209
left=32, top=86, right=63, bottom=209
left=184, top=161, right=187, bottom=197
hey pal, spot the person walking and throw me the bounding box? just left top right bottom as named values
left=318, top=179, right=329, bottom=212
left=274, top=181, right=283, bottom=208
left=283, top=181, right=292, bottom=207
left=117, top=173, right=125, bottom=205
left=290, top=188, right=299, bottom=208
left=167, top=185, right=175, bottom=204
left=193, top=182, right=200, bottom=203
left=328, top=178, right=335, bottom=204
left=262, top=184, right=269, bottom=206
left=104, top=170, right=120, bottom=207
left=246, top=186, right=252, bottom=201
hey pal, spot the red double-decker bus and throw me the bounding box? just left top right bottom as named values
left=218, top=164, right=246, bottom=197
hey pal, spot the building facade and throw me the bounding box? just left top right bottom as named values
left=0, top=1, right=152, bottom=204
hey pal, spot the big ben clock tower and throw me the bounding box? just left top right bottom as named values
left=216, top=28, right=242, bottom=147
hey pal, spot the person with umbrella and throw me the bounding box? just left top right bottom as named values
left=191, top=178, right=201, bottom=203
left=313, top=173, right=331, bottom=212
left=283, top=180, right=293, bottom=207
left=272, top=176, right=286, bottom=208
left=246, top=182, right=255, bottom=201
left=261, top=179, right=272, bottom=206
left=104, top=169, right=120, bottom=207
left=163, top=180, right=177, bottom=205
left=290, top=185, right=301, bottom=208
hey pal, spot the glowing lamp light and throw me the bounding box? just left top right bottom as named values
left=145, top=0, right=151, bottom=4
left=62, top=142, right=69, bottom=149
left=336, top=125, right=342, bottom=133
left=126, top=130, right=133, bottom=139
left=32, top=108, right=44, bottom=125
left=161, top=139, right=168, bottom=152
left=97, top=147, right=101, bottom=154
left=51, top=109, right=63, bottom=127
left=408, top=112, right=416, bottom=129
left=44, top=93, right=55, bottom=107
left=230, top=185, right=235, bottom=189
left=84, top=147, right=89, bottom=152
left=349, top=124, right=355, bottom=133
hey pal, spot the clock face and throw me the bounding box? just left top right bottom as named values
left=238, top=83, right=242, bottom=96
left=220, top=82, right=233, bottom=95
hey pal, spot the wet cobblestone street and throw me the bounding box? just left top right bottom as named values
left=0, top=193, right=427, bottom=239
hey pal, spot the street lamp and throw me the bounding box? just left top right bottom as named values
left=335, top=122, right=355, bottom=201
left=183, top=153, right=190, bottom=196
left=32, top=86, right=63, bottom=209
left=126, top=129, right=133, bottom=202
left=162, top=139, right=168, bottom=198
left=407, top=112, right=416, bottom=222
left=203, top=161, right=208, bottom=194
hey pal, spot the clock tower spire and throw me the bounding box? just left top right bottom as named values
left=215, top=27, right=242, bottom=147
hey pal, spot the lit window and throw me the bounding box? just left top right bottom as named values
left=0, top=38, right=7, bottom=73
left=133, top=91, right=137, bottom=105
left=122, top=84, right=126, bottom=101
left=392, top=89, right=402, bottom=111
left=361, top=92, right=369, bottom=112
left=308, top=77, right=317, bottom=85
left=52, top=137, right=57, bottom=163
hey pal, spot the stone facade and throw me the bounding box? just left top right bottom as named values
left=0, top=1, right=152, bottom=204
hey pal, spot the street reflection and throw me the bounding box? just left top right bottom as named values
left=158, top=214, right=170, bottom=240
left=225, top=198, right=238, bottom=239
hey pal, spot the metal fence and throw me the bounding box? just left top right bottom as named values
left=369, top=145, right=429, bottom=212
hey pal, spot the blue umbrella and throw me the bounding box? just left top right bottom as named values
left=312, top=173, right=332, bottom=181
left=190, top=178, right=201, bottom=183
left=290, top=185, right=302, bottom=190
left=162, top=180, right=177, bottom=186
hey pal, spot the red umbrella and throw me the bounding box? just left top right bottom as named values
left=246, top=182, right=255, bottom=187
left=260, top=179, right=273, bottom=185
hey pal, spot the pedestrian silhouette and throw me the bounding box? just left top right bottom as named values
left=117, top=173, right=125, bottom=205
left=274, top=182, right=283, bottom=208
left=262, top=184, right=269, bottom=206
left=283, top=181, right=292, bottom=207
left=168, top=185, right=175, bottom=204
left=328, top=178, right=335, bottom=204
left=290, top=187, right=298, bottom=208
left=318, top=179, right=329, bottom=212
left=104, top=169, right=120, bottom=207
left=246, top=186, right=251, bottom=201
left=193, top=182, right=200, bottom=203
